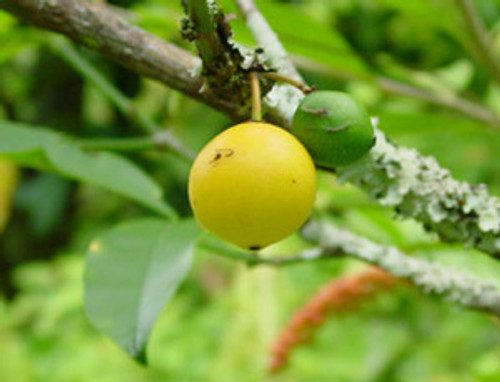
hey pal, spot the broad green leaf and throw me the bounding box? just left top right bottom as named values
left=84, top=218, right=200, bottom=363
left=0, top=121, right=176, bottom=218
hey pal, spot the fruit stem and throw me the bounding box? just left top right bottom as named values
left=262, top=72, right=314, bottom=94
left=250, top=71, right=262, bottom=121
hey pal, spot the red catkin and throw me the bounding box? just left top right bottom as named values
left=269, top=267, right=397, bottom=373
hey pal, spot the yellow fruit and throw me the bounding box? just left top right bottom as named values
left=188, top=122, right=316, bottom=250
left=0, top=159, right=18, bottom=232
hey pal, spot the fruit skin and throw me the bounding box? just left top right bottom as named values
left=188, top=122, right=316, bottom=250
left=291, top=91, right=375, bottom=167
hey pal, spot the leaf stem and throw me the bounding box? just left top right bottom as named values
left=261, top=72, right=313, bottom=94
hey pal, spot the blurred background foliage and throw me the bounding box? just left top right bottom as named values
left=0, top=0, right=499, bottom=381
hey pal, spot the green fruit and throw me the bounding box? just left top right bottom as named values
left=291, top=91, right=375, bottom=167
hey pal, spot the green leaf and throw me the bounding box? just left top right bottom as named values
left=0, top=121, right=176, bottom=218
left=84, top=218, right=200, bottom=363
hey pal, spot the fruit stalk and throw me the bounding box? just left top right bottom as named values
left=250, top=71, right=262, bottom=121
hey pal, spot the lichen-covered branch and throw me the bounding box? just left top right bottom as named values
left=0, top=0, right=245, bottom=120
left=303, top=219, right=500, bottom=315
left=199, top=222, right=500, bottom=314
left=337, top=128, right=500, bottom=259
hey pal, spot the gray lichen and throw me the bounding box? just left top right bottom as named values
left=304, top=220, right=500, bottom=314
left=337, top=127, right=500, bottom=259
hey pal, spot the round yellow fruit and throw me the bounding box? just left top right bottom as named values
left=188, top=122, right=316, bottom=250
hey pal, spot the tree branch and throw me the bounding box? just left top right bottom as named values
left=0, top=0, right=246, bottom=120
left=303, top=219, right=500, bottom=315
left=233, top=0, right=500, bottom=259
left=337, top=126, right=500, bottom=259
left=2, top=0, right=500, bottom=259
left=292, top=55, right=500, bottom=127
left=198, top=221, right=500, bottom=315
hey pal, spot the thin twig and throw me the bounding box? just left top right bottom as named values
left=376, top=76, right=500, bottom=127
left=0, top=0, right=246, bottom=121
left=292, top=55, right=500, bottom=128
left=196, top=235, right=341, bottom=267
left=235, top=0, right=302, bottom=81
left=455, top=0, right=500, bottom=83
left=198, top=220, right=500, bottom=315
left=261, top=72, right=313, bottom=94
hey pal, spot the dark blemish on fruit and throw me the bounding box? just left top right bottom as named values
left=249, top=245, right=261, bottom=251
left=302, top=107, right=329, bottom=116
left=292, top=179, right=297, bottom=184
left=211, top=152, right=222, bottom=163
left=210, top=148, right=234, bottom=164
left=325, top=123, right=350, bottom=133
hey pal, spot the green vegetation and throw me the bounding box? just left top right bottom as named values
left=0, top=0, right=499, bottom=381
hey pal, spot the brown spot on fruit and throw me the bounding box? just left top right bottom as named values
left=210, top=148, right=234, bottom=164
left=325, top=123, right=350, bottom=133
left=302, top=107, right=329, bottom=116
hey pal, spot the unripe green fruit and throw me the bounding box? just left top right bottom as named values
left=291, top=91, right=375, bottom=167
